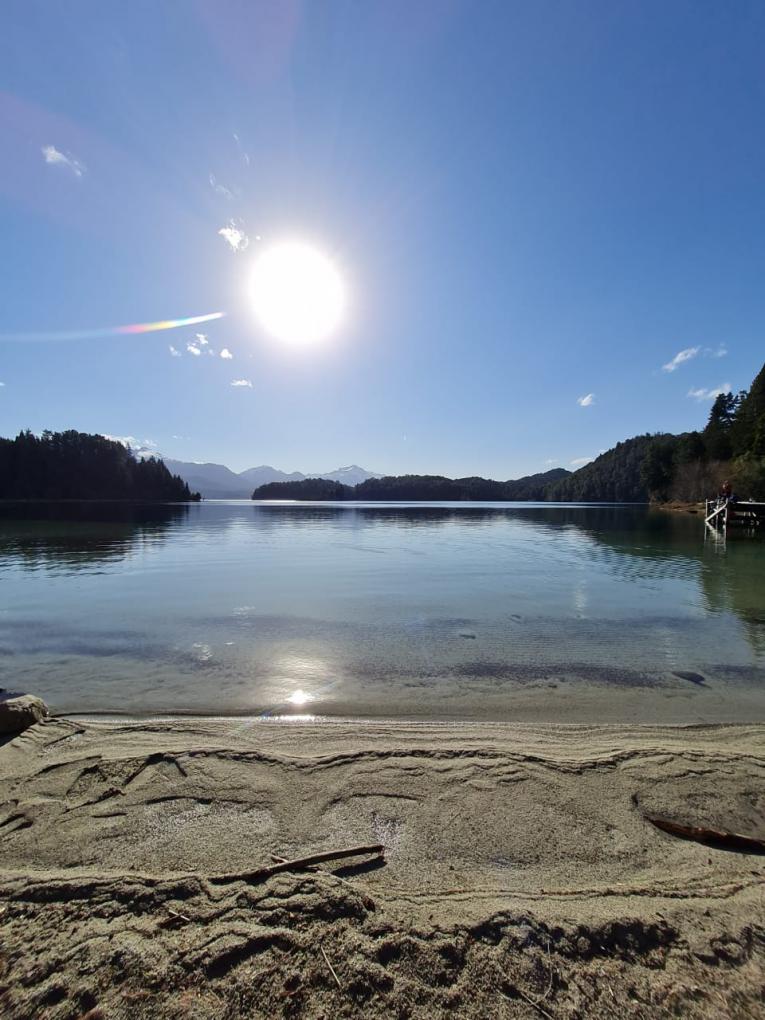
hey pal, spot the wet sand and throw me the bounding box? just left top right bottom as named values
left=0, top=717, right=763, bottom=1018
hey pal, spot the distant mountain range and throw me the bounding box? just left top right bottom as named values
left=156, top=458, right=382, bottom=498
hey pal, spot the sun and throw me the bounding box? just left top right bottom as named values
left=249, top=241, right=346, bottom=346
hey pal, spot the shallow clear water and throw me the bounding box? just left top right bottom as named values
left=0, top=501, right=763, bottom=718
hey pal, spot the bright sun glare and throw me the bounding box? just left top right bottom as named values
left=249, top=241, right=346, bottom=346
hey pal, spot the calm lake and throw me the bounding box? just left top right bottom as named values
left=1, top=501, right=763, bottom=721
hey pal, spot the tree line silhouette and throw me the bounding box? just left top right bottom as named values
left=251, top=468, right=570, bottom=502
left=0, top=430, right=199, bottom=501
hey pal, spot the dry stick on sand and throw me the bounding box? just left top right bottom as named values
left=321, top=945, right=342, bottom=991
left=209, top=844, right=385, bottom=885
left=646, top=817, right=765, bottom=854
left=165, top=907, right=191, bottom=923
left=515, top=989, right=555, bottom=1020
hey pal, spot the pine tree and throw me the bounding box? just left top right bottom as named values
left=731, top=362, right=765, bottom=455
left=703, top=391, right=736, bottom=460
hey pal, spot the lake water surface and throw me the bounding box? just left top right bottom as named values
left=1, top=501, right=763, bottom=720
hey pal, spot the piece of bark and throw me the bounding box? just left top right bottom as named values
left=646, top=816, right=765, bottom=854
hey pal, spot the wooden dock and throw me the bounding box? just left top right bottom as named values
left=705, top=498, right=765, bottom=533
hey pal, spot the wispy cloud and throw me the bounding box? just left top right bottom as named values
left=186, top=342, right=202, bottom=356
left=41, top=144, right=86, bottom=178
left=220, top=348, right=233, bottom=360
left=231, top=378, right=253, bottom=388
left=662, top=346, right=700, bottom=372
left=571, top=456, right=593, bottom=467
left=544, top=458, right=558, bottom=465
left=218, top=220, right=249, bottom=252
left=169, top=345, right=181, bottom=358
left=577, top=393, right=595, bottom=407
left=663, top=344, right=728, bottom=372
left=687, top=383, right=731, bottom=401
left=209, top=173, right=236, bottom=200
left=233, top=132, right=251, bottom=167
left=196, top=333, right=209, bottom=346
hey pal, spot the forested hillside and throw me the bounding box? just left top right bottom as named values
left=0, top=430, right=199, bottom=501
left=252, top=468, right=569, bottom=501
left=252, top=478, right=350, bottom=500
left=551, top=361, right=765, bottom=502
left=546, top=436, right=661, bottom=502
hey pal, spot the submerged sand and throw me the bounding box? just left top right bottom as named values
left=0, top=717, right=763, bottom=1018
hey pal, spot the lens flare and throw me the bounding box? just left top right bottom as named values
left=0, top=311, right=225, bottom=343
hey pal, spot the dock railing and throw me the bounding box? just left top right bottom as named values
left=705, top=497, right=764, bottom=533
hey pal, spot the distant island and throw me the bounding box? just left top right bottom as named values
left=251, top=469, right=569, bottom=502
left=252, top=360, right=765, bottom=503
left=0, top=430, right=199, bottom=502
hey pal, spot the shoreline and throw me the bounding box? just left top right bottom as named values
left=1, top=716, right=763, bottom=1017
left=48, top=677, right=765, bottom=725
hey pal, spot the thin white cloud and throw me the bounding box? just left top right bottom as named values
left=0, top=381, right=5, bottom=387
left=218, top=219, right=249, bottom=252
left=231, top=378, right=253, bottom=388
left=577, top=393, right=595, bottom=407
left=662, top=346, right=700, bottom=372
left=220, top=348, right=233, bottom=360
left=544, top=458, right=558, bottom=465
left=209, top=173, right=235, bottom=200
left=41, top=144, right=86, bottom=178
left=186, top=342, right=202, bottom=356
left=571, top=456, right=593, bottom=467
left=687, top=383, right=732, bottom=402
left=196, top=333, right=209, bottom=345
left=169, top=345, right=181, bottom=358
left=233, top=132, right=251, bottom=167
left=707, top=344, right=728, bottom=358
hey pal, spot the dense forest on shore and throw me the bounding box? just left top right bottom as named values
left=251, top=468, right=569, bottom=501
left=0, top=430, right=199, bottom=501
left=253, top=361, right=765, bottom=503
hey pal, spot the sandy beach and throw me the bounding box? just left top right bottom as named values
left=0, top=716, right=763, bottom=1018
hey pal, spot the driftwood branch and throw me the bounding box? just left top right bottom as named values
left=210, top=844, right=385, bottom=884
left=646, top=816, right=765, bottom=855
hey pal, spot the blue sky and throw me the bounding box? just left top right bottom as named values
left=1, top=0, right=764, bottom=477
